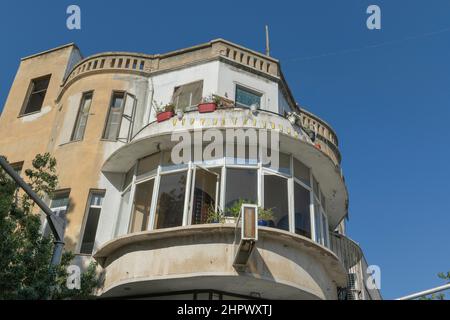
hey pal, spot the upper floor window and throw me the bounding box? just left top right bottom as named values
left=71, top=91, right=93, bottom=141
left=20, top=74, right=51, bottom=115
left=80, top=191, right=105, bottom=254
left=43, top=190, right=70, bottom=238
left=102, top=92, right=125, bottom=140
left=172, top=80, right=203, bottom=110
left=235, top=85, right=261, bottom=109
left=9, top=161, right=23, bottom=176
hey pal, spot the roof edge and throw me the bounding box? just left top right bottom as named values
left=21, top=43, right=80, bottom=61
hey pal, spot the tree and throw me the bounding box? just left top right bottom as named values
left=0, top=153, right=98, bottom=299
left=419, top=272, right=450, bottom=300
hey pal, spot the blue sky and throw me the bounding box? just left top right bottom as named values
left=1, top=0, right=449, bottom=299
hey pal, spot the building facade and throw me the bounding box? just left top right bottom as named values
left=0, top=39, right=381, bottom=300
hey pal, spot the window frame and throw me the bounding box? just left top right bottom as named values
left=116, top=150, right=329, bottom=248
left=70, top=90, right=94, bottom=142
left=102, top=90, right=127, bottom=141
left=234, top=84, right=263, bottom=109
left=42, top=189, right=71, bottom=238
left=19, top=74, right=52, bottom=116
left=78, top=189, right=105, bottom=255
left=172, top=80, right=204, bottom=110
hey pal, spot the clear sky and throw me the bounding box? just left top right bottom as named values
left=0, top=0, right=449, bottom=299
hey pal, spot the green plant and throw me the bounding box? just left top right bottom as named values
left=226, top=199, right=257, bottom=218
left=164, top=103, right=175, bottom=113
left=206, top=205, right=225, bottom=223
left=153, top=101, right=175, bottom=114
left=258, top=207, right=274, bottom=221
left=202, top=94, right=222, bottom=106
left=0, top=153, right=99, bottom=299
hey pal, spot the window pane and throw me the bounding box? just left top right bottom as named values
left=226, top=142, right=258, bottom=166
left=33, top=76, right=51, bottom=91
left=225, top=168, right=257, bottom=212
left=103, top=92, right=125, bottom=140
left=192, top=169, right=218, bottom=224
left=44, top=191, right=70, bottom=238
left=123, top=166, right=134, bottom=190
left=26, top=92, right=46, bottom=113
left=161, top=151, right=187, bottom=172
left=130, top=180, right=154, bottom=233
left=115, top=188, right=131, bottom=237
left=314, top=200, right=323, bottom=244
left=313, top=176, right=319, bottom=199
left=264, top=152, right=290, bottom=174
left=320, top=191, right=326, bottom=210
left=137, top=153, right=160, bottom=176
left=294, top=183, right=311, bottom=238
left=263, top=174, right=289, bottom=231
left=80, top=192, right=104, bottom=254
left=71, top=92, right=93, bottom=141
left=236, top=86, right=261, bottom=108
left=22, top=75, right=51, bottom=115
left=154, top=171, right=187, bottom=229
left=322, top=212, right=329, bottom=247
left=173, top=80, right=203, bottom=109
left=293, top=158, right=310, bottom=186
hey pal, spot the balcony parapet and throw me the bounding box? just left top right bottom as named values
left=94, top=224, right=347, bottom=299
left=58, top=39, right=280, bottom=100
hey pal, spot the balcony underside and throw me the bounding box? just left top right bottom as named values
left=94, top=225, right=347, bottom=300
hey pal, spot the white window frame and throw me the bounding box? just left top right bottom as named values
left=78, top=190, right=105, bottom=254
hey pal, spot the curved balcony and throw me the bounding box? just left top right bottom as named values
left=102, top=108, right=347, bottom=228
left=94, top=224, right=347, bottom=299
left=58, top=39, right=280, bottom=101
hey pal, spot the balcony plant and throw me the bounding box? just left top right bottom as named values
left=154, top=101, right=175, bottom=123
left=206, top=205, right=225, bottom=224
left=257, top=207, right=275, bottom=226
left=198, top=94, right=221, bottom=113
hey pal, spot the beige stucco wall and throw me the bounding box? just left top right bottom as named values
left=95, top=225, right=347, bottom=299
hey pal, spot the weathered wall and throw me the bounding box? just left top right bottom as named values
left=96, top=225, right=346, bottom=299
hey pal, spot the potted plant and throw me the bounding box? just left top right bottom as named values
left=206, top=205, right=225, bottom=224
left=226, top=199, right=247, bottom=218
left=154, top=101, right=175, bottom=123
left=198, top=94, right=221, bottom=113
left=257, top=207, right=274, bottom=226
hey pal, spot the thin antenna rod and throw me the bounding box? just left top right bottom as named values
left=265, top=25, right=270, bottom=56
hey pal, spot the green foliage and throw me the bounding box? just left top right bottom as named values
left=206, top=205, right=225, bottom=223
left=225, top=199, right=274, bottom=221
left=258, top=207, right=274, bottom=221
left=226, top=199, right=252, bottom=218
left=418, top=271, right=449, bottom=300
left=0, top=153, right=99, bottom=300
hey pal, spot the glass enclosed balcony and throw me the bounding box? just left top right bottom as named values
left=113, top=147, right=331, bottom=248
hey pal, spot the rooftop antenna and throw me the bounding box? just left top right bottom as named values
left=265, top=25, right=270, bottom=57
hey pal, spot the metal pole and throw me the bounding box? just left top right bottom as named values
left=396, top=283, right=450, bottom=300
left=265, top=25, right=270, bottom=57
left=0, top=156, right=65, bottom=266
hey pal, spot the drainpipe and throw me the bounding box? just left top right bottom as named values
left=0, top=156, right=65, bottom=266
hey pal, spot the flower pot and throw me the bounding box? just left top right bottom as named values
left=258, top=220, right=269, bottom=226
left=224, top=216, right=237, bottom=224
left=198, top=103, right=217, bottom=113
left=156, top=111, right=174, bottom=123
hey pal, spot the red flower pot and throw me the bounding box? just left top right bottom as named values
left=156, top=111, right=174, bottom=123
left=198, top=103, right=217, bottom=113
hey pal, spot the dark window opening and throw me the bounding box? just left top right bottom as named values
left=20, top=74, right=51, bottom=115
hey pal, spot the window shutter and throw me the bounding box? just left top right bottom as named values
left=117, top=93, right=136, bottom=142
